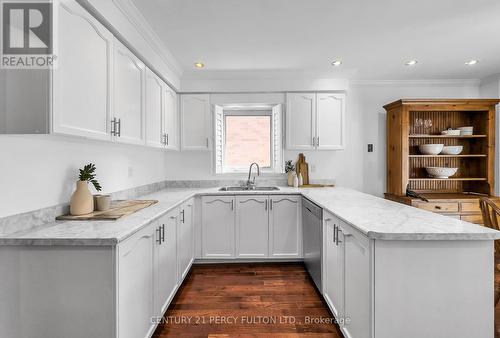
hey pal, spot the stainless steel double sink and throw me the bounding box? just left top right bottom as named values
left=218, top=186, right=280, bottom=192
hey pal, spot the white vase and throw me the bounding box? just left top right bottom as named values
left=70, top=181, right=94, bottom=215
left=287, top=171, right=296, bottom=186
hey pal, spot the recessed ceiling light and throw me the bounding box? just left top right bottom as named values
left=194, top=62, right=205, bottom=69
left=405, top=59, right=418, bottom=66
left=331, top=60, right=342, bottom=66
left=465, top=59, right=479, bottom=66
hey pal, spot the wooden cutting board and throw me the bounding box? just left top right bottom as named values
left=56, top=200, right=158, bottom=221
left=296, top=153, right=310, bottom=185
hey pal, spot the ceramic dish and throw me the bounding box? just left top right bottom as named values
left=418, top=144, right=444, bottom=155
left=425, top=167, right=458, bottom=179
left=441, top=129, right=461, bottom=136
left=440, top=146, right=463, bottom=155
left=459, top=126, right=473, bottom=136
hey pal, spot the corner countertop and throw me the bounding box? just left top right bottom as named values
left=1, top=186, right=499, bottom=246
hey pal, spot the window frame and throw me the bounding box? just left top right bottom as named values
left=213, top=104, right=282, bottom=175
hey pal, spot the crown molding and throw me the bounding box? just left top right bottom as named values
left=111, top=0, right=183, bottom=77
left=350, top=79, right=481, bottom=87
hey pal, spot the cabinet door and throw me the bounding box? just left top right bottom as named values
left=113, top=39, right=145, bottom=145
left=341, top=222, right=371, bottom=338
left=236, top=196, right=269, bottom=258
left=181, top=94, right=210, bottom=150
left=52, top=0, right=113, bottom=140
left=145, top=68, right=163, bottom=148
left=118, top=223, right=156, bottom=338
left=157, top=211, right=178, bottom=316
left=323, top=214, right=343, bottom=319
left=316, top=93, right=345, bottom=150
left=164, top=88, right=178, bottom=150
left=286, top=93, right=316, bottom=150
left=178, top=200, right=194, bottom=280
left=201, top=196, right=235, bottom=258
left=269, top=195, right=301, bottom=258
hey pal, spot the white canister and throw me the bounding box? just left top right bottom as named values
left=298, top=173, right=303, bottom=186
left=293, top=174, right=299, bottom=188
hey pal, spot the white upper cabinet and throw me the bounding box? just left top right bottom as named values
left=201, top=196, right=235, bottom=258
left=164, top=87, right=179, bottom=150
left=145, top=68, right=163, bottom=148
left=286, top=93, right=316, bottom=150
left=180, top=94, right=211, bottom=150
left=52, top=0, right=113, bottom=140
left=235, top=196, right=269, bottom=258
left=269, top=195, right=302, bottom=258
left=316, top=93, right=345, bottom=149
left=113, top=38, right=146, bottom=145
left=286, top=92, right=346, bottom=150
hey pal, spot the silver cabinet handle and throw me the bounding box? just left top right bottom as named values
left=111, top=118, right=116, bottom=136
left=336, top=226, right=342, bottom=245
left=270, top=199, right=273, bottom=210
left=116, top=118, right=122, bottom=137
left=161, top=224, right=165, bottom=243
left=156, top=227, right=161, bottom=244
left=265, top=199, right=268, bottom=210
left=333, top=224, right=337, bottom=244
left=312, top=137, right=316, bottom=147
left=317, top=137, right=320, bottom=146
left=181, top=210, right=185, bottom=223
left=166, top=133, right=169, bottom=145
left=231, top=200, right=234, bottom=211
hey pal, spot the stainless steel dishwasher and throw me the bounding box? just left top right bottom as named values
left=302, top=197, right=322, bottom=291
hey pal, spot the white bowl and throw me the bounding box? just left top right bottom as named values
left=418, top=144, right=444, bottom=155
left=425, top=167, right=458, bottom=178
left=440, top=145, right=463, bottom=155
left=459, top=126, right=473, bottom=135
left=441, top=129, right=461, bottom=136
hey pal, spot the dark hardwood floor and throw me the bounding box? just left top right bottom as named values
left=153, top=263, right=342, bottom=337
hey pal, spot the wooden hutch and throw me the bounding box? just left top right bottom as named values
left=384, top=99, right=500, bottom=224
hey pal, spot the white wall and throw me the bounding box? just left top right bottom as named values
left=165, top=81, right=481, bottom=196
left=0, top=135, right=167, bottom=217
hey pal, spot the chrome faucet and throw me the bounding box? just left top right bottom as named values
left=246, top=162, right=260, bottom=189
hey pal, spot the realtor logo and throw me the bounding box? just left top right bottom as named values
left=1, top=1, right=57, bottom=69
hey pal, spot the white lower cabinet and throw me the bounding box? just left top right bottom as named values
left=178, top=199, right=194, bottom=280
left=117, top=223, right=157, bottom=338
left=236, top=196, right=269, bottom=258
left=322, top=213, right=372, bottom=338
left=269, top=195, right=302, bottom=257
left=156, top=210, right=179, bottom=316
left=323, top=212, right=343, bottom=318
left=201, top=196, right=236, bottom=258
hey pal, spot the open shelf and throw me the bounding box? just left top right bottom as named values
left=409, top=154, right=487, bottom=158
left=409, top=135, right=487, bottom=138
left=408, top=178, right=487, bottom=181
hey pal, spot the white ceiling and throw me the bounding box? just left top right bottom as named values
left=131, top=0, right=500, bottom=80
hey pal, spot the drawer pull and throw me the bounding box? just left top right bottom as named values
left=435, top=206, right=442, bottom=210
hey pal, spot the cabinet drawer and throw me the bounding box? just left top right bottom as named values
left=460, top=214, right=484, bottom=225
left=415, top=202, right=459, bottom=213
left=460, top=201, right=481, bottom=213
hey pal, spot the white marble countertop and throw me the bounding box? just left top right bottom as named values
left=1, top=186, right=499, bottom=245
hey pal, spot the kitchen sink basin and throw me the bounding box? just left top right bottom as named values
left=218, top=186, right=280, bottom=191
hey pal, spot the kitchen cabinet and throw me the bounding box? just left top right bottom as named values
left=201, top=196, right=235, bottom=258
left=236, top=196, right=269, bottom=258
left=163, top=87, right=179, bottom=150
left=180, top=94, right=211, bottom=150
left=316, top=93, right=345, bottom=149
left=156, top=211, right=178, bottom=316
left=286, top=93, right=316, bottom=149
left=113, top=38, right=146, bottom=145
left=269, top=195, right=302, bottom=258
left=178, top=199, right=194, bottom=280
left=286, top=92, right=346, bottom=150
left=341, top=221, right=371, bottom=338
left=52, top=0, right=113, bottom=140
left=145, top=68, right=164, bottom=148
left=117, top=223, right=157, bottom=338
left=322, top=212, right=343, bottom=319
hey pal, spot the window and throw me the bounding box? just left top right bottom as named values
left=214, top=104, right=282, bottom=174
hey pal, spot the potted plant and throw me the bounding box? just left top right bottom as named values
left=285, top=160, right=296, bottom=186
left=70, top=163, right=102, bottom=215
